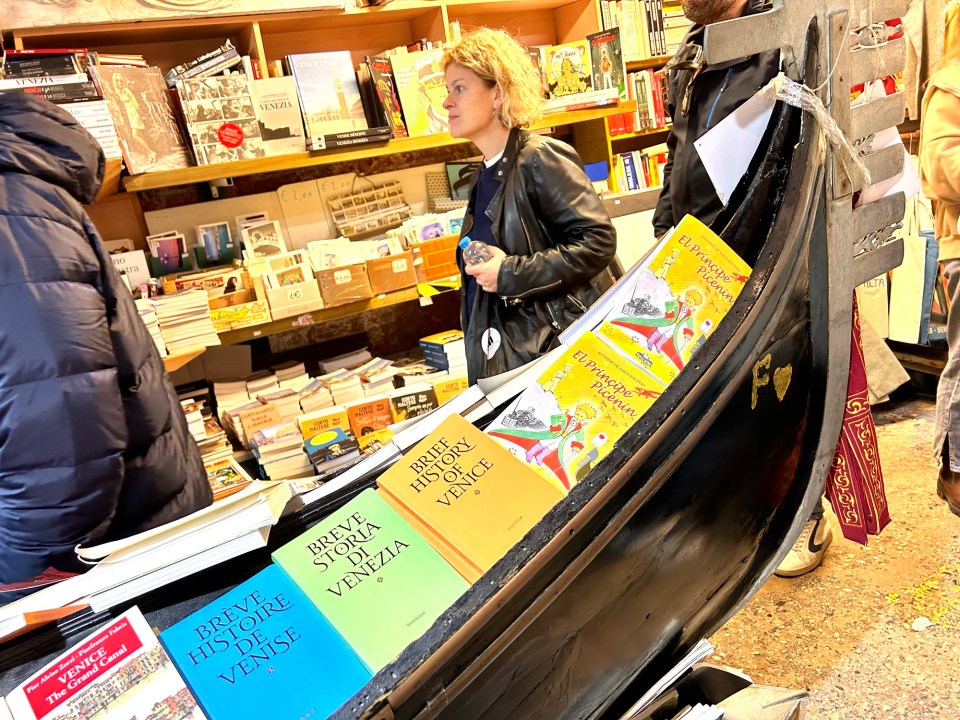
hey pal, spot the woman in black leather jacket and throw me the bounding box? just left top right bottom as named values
left=442, top=28, right=617, bottom=382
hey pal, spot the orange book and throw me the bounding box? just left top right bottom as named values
left=346, top=396, right=393, bottom=437
left=376, top=414, right=564, bottom=581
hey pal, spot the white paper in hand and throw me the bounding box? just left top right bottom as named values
left=694, top=90, right=777, bottom=205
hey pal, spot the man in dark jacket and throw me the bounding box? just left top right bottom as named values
left=655, top=0, right=833, bottom=577
left=653, top=0, right=779, bottom=237
left=0, top=94, right=212, bottom=584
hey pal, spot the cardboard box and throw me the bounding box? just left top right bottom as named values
left=265, top=279, right=325, bottom=320
left=366, top=251, right=417, bottom=294
left=410, top=234, right=459, bottom=282
left=207, top=273, right=272, bottom=332
left=315, top=263, right=373, bottom=308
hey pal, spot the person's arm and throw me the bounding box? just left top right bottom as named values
left=919, top=86, right=960, bottom=206
left=495, top=141, right=616, bottom=300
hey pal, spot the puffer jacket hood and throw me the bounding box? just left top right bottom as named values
left=0, top=94, right=103, bottom=205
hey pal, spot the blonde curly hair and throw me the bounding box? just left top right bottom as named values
left=442, top=27, right=543, bottom=128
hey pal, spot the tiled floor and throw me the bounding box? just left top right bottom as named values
left=710, top=393, right=960, bottom=718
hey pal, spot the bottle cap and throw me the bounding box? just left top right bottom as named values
left=457, top=235, right=471, bottom=249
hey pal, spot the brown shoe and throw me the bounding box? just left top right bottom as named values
left=937, top=468, right=960, bottom=518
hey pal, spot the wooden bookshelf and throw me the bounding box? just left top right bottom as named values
left=626, top=55, right=673, bottom=72
left=611, top=125, right=671, bottom=143
left=122, top=102, right=636, bottom=192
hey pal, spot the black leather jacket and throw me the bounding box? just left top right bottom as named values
left=653, top=2, right=780, bottom=236
left=458, top=127, right=616, bottom=382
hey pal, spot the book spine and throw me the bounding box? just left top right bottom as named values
left=169, top=49, right=241, bottom=85
left=4, top=56, right=82, bottom=77
left=307, top=127, right=393, bottom=151
left=165, top=39, right=236, bottom=82
left=0, top=73, right=87, bottom=89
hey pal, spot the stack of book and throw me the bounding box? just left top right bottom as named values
left=299, top=377, right=336, bottom=413
left=274, top=361, right=311, bottom=391
left=356, top=357, right=397, bottom=396
left=0, top=49, right=124, bottom=163
left=152, top=289, right=221, bottom=354
left=164, top=39, right=242, bottom=88
left=320, top=368, right=365, bottom=406
left=419, top=330, right=466, bottom=372
left=256, top=388, right=302, bottom=423
left=246, top=369, right=279, bottom=398
left=134, top=297, right=167, bottom=356
left=319, top=346, right=373, bottom=372
left=212, top=378, right=252, bottom=421
left=250, top=422, right=313, bottom=480
left=303, top=425, right=361, bottom=477
left=180, top=398, right=207, bottom=442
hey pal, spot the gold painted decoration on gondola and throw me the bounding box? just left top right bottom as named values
left=774, top=365, right=792, bottom=401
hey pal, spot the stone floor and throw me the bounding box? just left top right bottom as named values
left=710, top=391, right=960, bottom=718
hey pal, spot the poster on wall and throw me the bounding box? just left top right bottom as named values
left=6, top=0, right=346, bottom=31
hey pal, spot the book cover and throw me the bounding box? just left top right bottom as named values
left=376, top=414, right=564, bottom=581
left=160, top=565, right=370, bottom=720
left=177, top=73, right=266, bottom=164
left=303, top=426, right=358, bottom=465
left=5, top=607, right=205, bottom=720
left=542, top=39, right=593, bottom=99
left=285, top=51, right=368, bottom=149
left=487, top=331, right=662, bottom=492
left=388, top=384, right=439, bottom=423
left=587, top=27, right=627, bottom=101
left=368, top=55, right=408, bottom=138
left=250, top=76, right=306, bottom=156
left=297, top=405, right=350, bottom=439
left=346, top=396, right=394, bottom=437
left=389, top=49, right=448, bottom=137
left=93, top=65, right=192, bottom=174
left=271, top=488, right=469, bottom=672
left=597, top=214, right=751, bottom=384
left=433, top=374, right=469, bottom=406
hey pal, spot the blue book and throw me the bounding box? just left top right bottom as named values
left=160, top=564, right=371, bottom=720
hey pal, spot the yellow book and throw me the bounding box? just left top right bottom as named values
left=433, top=374, right=469, bottom=406
left=377, top=414, right=563, bottom=580
left=487, top=330, right=661, bottom=493
left=597, top=214, right=751, bottom=385
left=297, top=405, right=349, bottom=439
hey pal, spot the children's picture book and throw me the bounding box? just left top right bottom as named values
left=250, top=76, right=306, bottom=156
left=587, top=27, right=627, bottom=101
left=93, top=65, right=192, bottom=174
left=597, top=214, right=752, bottom=385
left=542, top=39, right=593, bottom=98
left=376, top=414, right=564, bottom=582
left=285, top=51, right=368, bottom=149
left=390, top=49, right=448, bottom=137
left=176, top=72, right=266, bottom=164
left=272, top=488, right=469, bottom=672
left=487, top=330, right=662, bottom=492
left=367, top=55, right=408, bottom=139
left=3, top=607, right=205, bottom=720
left=160, top=565, right=370, bottom=720
left=240, top=219, right=288, bottom=259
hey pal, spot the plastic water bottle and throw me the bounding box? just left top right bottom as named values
left=458, top=236, right=493, bottom=265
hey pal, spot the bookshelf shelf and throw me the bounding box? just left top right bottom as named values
left=611, top=125, right=671, bottom=143
left=626, top=55, right=673, bottom=72
left=218, top=286, right=423, bottom=345
left=122, top=101, right=636, bottom=192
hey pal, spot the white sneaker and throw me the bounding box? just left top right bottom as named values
left=774, top=516, right=833, bottom=577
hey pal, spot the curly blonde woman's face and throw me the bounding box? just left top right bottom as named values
left=443, top=63, right=501, bottom=141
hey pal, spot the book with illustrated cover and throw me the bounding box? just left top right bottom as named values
left=285, top=51, right=368, bottom=150
left=388, top=383, right=438, bottom=423
left=487, top=330, right=661, bottom=493
left=596, top=214, right=751, bottom=385
left=541, top=39, right=593, bottom=99
left=367, top=55, right=408, bottom=138
left=3, top=607, right=204, bottom=720
left=376, top=414, right=564, bottom=582
left=176, top=72, right=266, bottom=165
left=92, top=65, right=192, bottom=174
left=345, top=396, right=394, bottom=438
left=389, top=49, right=448, bottom=137
left=160, top=565, right=370, bottom=720
left=587, top=27, right=627, bottom=101
left=250, top=76, right=306, bottom=156
left=272, top=488, right=469, bottom=672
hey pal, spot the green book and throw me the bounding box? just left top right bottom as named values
left=272, top=487, right=469, bottom=672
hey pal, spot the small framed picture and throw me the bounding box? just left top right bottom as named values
left=445, top=161, right=481, bottom=201
left=241, top=219, right=288, bottom=258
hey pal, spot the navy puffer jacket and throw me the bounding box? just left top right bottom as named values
left=0, top=95, right=211, bottom=583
